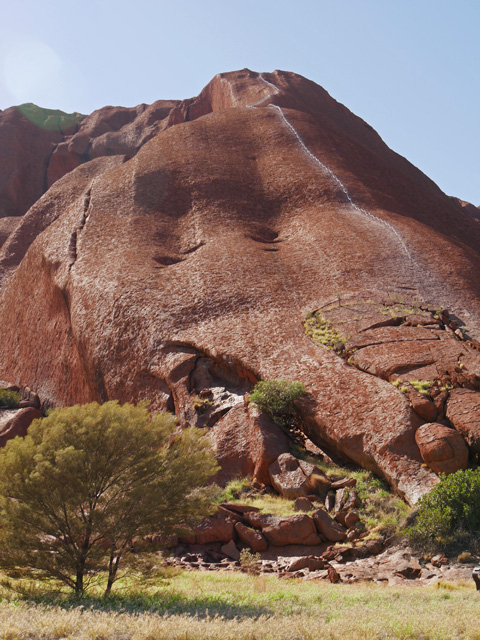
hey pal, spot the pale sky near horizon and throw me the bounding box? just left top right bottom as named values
left=1, top=0, right=479, bottom=206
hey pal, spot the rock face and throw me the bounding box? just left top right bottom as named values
left=1, top=69, right=480, bottom=504
left=446, top=389, right=480, bottom=453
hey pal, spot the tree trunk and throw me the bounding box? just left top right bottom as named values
left=104, top=548, right=121, bottom=597
left=75, top=565, right=84, bottom=595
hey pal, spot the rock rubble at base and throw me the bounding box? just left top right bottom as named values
left=164, top=543, right=476, bottom=587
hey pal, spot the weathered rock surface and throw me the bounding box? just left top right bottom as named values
left=415, top=423, right=468, bottom=475
left=1, top=69, right=480, bottom=503
left=446, top=389, right=480, bottom=453
left=194, top=516, right=236, bottom=545
left=312, top=508, right=347, bottom=542
left=234, top=522, right=268, bottom=552
left=269, top=453, right=312, bottom=498
left=209, top=404, right=290, bottom=485
left=243, top=512, right=322, bottom=546
left=0, top=407, right=43, bottom=447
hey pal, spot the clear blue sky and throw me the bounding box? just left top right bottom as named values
left=1, top=0, right=479, bottom=205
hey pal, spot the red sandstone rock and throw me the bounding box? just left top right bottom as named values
left=221, top=540, right=240, bottom=561
left=294, top=497, right=314, bottom=512
left=409, top=392, right=438, bottom=422
left=415, top=423, right=468, bottom=475
left=220, top=503, right=261, bottom=514
left=209, top=404, right=290, bottom=485
left=344, top=511, right=360, bottom=528
left=234, top=522, right=268, bottom=552
left=446, top=389, right=480, bottom=453
left=269, top=453, right=311, bottom=498
left=288, top=556, right=325, bottom=572
left=0, top=408, right=43, bottom=447
left=1, top=70, right=480, bottom=506
left=327, top=565, right=341, bottom=583
left=243, top=512, right=321, bottom=546
left=330, top=478, right=357, bottom=490
left=194, top=516, right=235, bottom=545
left=312, top=508, right=347, bottom=542
left=343, top=490, right=361, bottom=510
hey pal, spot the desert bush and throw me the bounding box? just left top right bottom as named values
left=406, top=469, right=480, bottom=553
left=0, top=390, right=20, bottom=408
left=239, top=549, right=261, bottom=575
left=249, top=379, right=305, bottom=428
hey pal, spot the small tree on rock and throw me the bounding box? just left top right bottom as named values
left=0, top=401, right=219, bottom=595
left=249, top=379, right=306, bottom=428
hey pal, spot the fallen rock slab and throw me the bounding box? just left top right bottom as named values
left=235, top=522, right=268, bottom=552
left=288, top=555, right=325, bottom=572
left=312, top=509, right=347, bottom=542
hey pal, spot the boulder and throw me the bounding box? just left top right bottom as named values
left=209, top=404, right=290, bottom=485
left=194, top=516, right=236, bottom=545
left=234, top=522, right=268, bottom=552
left=288, top=555, right=325, bottom=572
left=312, top=508, right=347, bottom=542
left=244, top=513, right=322, bottom=546
left=409, top=392, right=438, bottom=422
left=343, top=490, right=361, bottom=511
left=269, top=453, right=311, bottom=498
left=330, top=478, right=357, bottom=490
left=0, top=408, right=43, bottom=447
left=220, top=503, right=261, bottom=514
left=327, top=565, right=341, bottom=583
left=446, top=389, right=480, bottom=453
left=221, top=540, right=240, bottom=561
left=415, top=423, right=468, bottom=475
left=344, top=511, right=360, bottom=528
left=294, top=497, right=314, bottom=512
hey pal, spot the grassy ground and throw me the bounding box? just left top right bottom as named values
left=1, top=571, right=480, bottom=639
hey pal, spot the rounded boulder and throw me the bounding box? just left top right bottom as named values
left=415, top=423, right=468, bottom=475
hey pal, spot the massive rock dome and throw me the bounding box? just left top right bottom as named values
left=1, top=69, right=479, bottom=504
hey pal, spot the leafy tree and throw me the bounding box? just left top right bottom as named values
left=249, top=379, right=306, bottom=428
left=406, top=469, right=480, bottom=553
left=0, top=401, right=219, bottom=595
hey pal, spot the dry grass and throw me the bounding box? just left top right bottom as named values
left=1, top=571, right=480, bottom=639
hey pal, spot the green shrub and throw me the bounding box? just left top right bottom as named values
left=406, top=469, right=480, bottom=553
left=249, top=380, right=305, bottom=428
left=0, top=390, right=20, bottom=408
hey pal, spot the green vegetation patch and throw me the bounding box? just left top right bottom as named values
left=407, top=469, right=480, bottom=554
left=304, top=311, right=345, bottom=351
left=249, top=379, right=305, bottom=428
left=17, top=103, right=85, bottom=133
left=0, top=389, right=20, bottom=408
